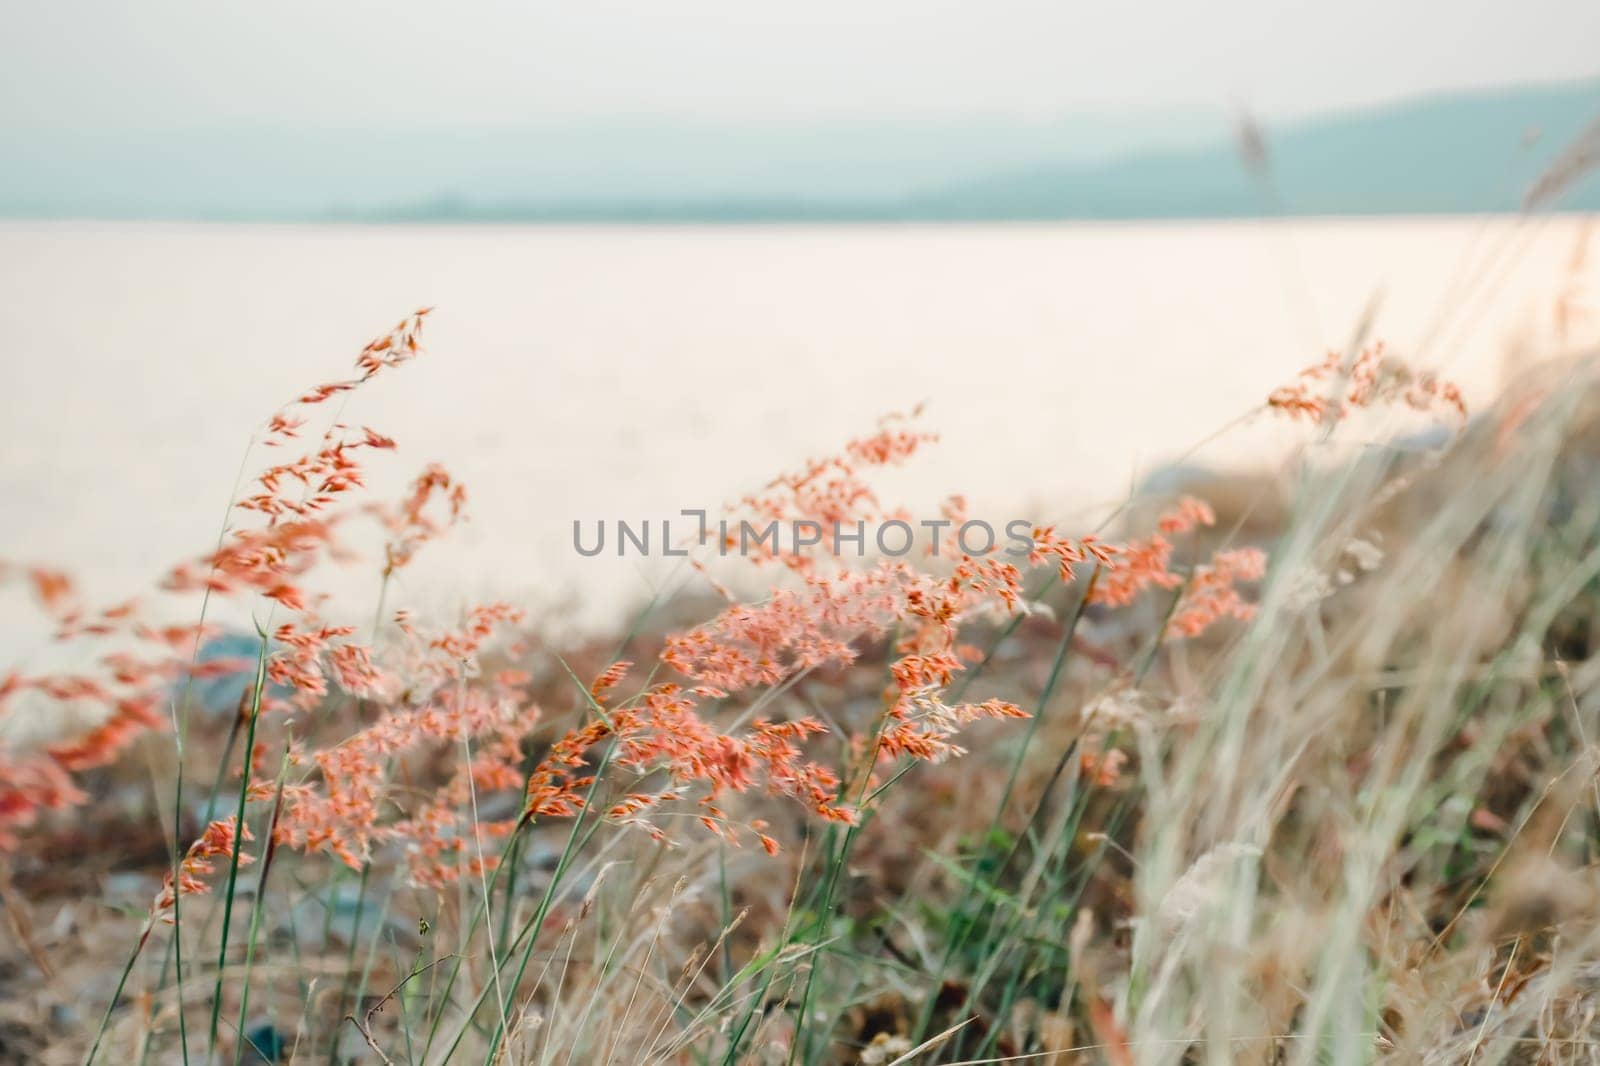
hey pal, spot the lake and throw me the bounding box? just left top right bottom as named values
left=0, top=217, right=1594, bottom=654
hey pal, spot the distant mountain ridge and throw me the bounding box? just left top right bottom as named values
left=908, top=79, right=1600, bottom=219
left=3, top=78, right=1597, bottom=221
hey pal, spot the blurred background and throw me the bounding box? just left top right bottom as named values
left=4, top=1, right=1600, bottom=220
left=2, top=0, right=1599, bottom=639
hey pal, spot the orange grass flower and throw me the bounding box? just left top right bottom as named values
left=1268, top=342, right=1467, bottom=424
left=150, top=817, right=253, bottom=924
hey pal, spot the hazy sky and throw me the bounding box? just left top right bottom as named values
left=3, top=0, right=1598, bottom=130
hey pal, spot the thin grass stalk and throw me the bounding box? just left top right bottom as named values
left=717, top=840, right=814, bottom=1065
left=707, top=845, right=731, bottom=996
left=231, top=740, right=292, bottom=1065
left=316, top=569, right=404, bottom=1061
left=477, top=739, right=619, bottom=1063
left=910, top=568, right=1098, bottom=1043
left=789, top=698, right=897, bottom=1065
left=421, top=662, right=621, bottom=1060
left=417, top=817, right=532, bottom=1060
left=314, top=860, right=372, bottom=1064
left=456, top=673, right=511, bottom=1041
left=156, top=436, right=259, bottom=1065
left=136, top=692, right=251, bottom=1066
left=206, top=629, right=271, bottom=1058
left=84, top=925, right=151, bottom=1065
left=966, top=795, right=1137, bottom=1060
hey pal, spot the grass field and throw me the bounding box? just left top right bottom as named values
left=3, top=253, right=1600, bottom=1065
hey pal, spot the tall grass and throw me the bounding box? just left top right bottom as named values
left=3, top=247, right=1600, bottom=1066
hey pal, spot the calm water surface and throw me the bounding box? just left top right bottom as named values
left=0, top=218, right=1594, bottom=652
